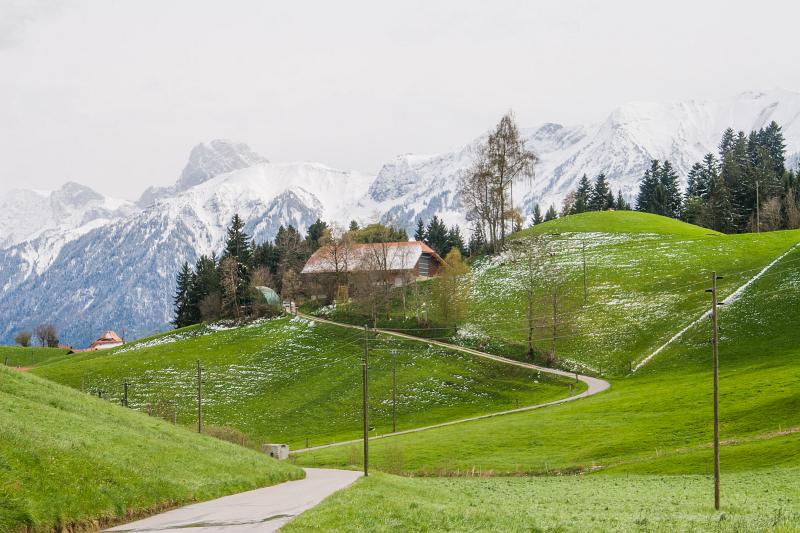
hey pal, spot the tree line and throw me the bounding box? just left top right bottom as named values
left=14, top=324, right=59, bottom=348
left=172, top=215, right=411, bottom=327
left=637, top=121, right=800, bottom=232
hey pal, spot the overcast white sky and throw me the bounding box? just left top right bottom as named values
left=2, top=0, right=800, bottom=200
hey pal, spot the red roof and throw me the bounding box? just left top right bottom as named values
left=302, top=241, right=445, bottom=274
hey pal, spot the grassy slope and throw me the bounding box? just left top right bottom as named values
left=296, top=221, right=800, bottom=475
left=285, top=467, right=800, bottom=533
left=321, top=212, right=798, bottom=376
left=0, top=346, right=72, bottom=368
left=464, top=212, right=800, bottom=374
left=0, top=367, right=302, bottom=533
left=32, top=316, right=580, bottom=449
left=289, top=214, right=800, bottom=531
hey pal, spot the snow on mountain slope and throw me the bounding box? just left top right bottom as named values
left=0, top=182, right=135, bottom=249
left=365, top=89, right=800, bottom=232
left=3, top=90, right=800, bottom=346
left=137, top=139, right=270, bottom=207
left=0, top=156, right=373, bottom=346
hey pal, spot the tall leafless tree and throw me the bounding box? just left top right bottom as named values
left=460, top=112, right=537, bottom=253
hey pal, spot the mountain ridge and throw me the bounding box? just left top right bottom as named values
left=2, top=89, right=800, bottom=346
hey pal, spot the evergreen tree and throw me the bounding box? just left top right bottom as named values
left=189, top=254, right=220, bottom=321
left=636, top=160, right=661, bottom=213
left=574, top=174, right=592, bottom=213
left=659, top=161, right=682, bottom=217
left=172, top=262, right=194, bottom=328
left=447, top=225, right=467, bottom=256
left=615, top=189, right=629, bottom=210
left=220, top=214, right=254, bottom=315
left=468, top=225, right=486, bottom=256
left=531, top=203, right=544, bottom=225
left=348, top=220, right=360, bottom=232
left=253, top=241, right=280, bottom=275
left=589, top=173, right=611, bottom=211
left=709, top=170, right=734, bottom=233
left=304, top=218, right=328, bottom=252
left=425, top=216, right=450, bottom=256
left=414, top=219, right=426, bottom=241
left=544, top=204, right=558, bottom=221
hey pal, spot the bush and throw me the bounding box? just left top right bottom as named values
left=14, top=331, right=32, bottom=347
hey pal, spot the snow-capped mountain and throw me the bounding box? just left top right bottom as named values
left=2, top=90, right=800, bottom=347
left=364, top=89, right=800, bottom=231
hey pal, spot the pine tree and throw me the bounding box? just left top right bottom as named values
left=425, top=216, right=450, bottom=256
left=414, top=219, right=426, bottom=241
left=615, top=189, right=628, bottom=210
left=709, top=171, right=734, bottom=233
left=531, top=203, right=543, bottom=225
left=659, top=161, right=681, bottom=217
left=544, top=204, right=558, bottom=221
left=468, top=225, right=486, bottom=256
left=574, top=174, right=592, bottom=213
left=189, top=254, right=220, bottom=321
left=172, top=262, right=194, bottom=328
left=222, top=214, right=253, bottom=312
left=636, top=160, right=661, bottom=213
left=589, top=173, right=611, bottom=211
left=304, top=218, right=328, bottom=252
left=348, top=220, right=360, bottom=232
left=447, top=225, right=467, bottom=256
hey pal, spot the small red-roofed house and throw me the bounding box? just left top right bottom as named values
left=89, top=330, right=124, bottom=351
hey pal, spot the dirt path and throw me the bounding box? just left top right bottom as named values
left=294, top=313, right=610, bottom=453
left=105, top=468, right=361, bottom=532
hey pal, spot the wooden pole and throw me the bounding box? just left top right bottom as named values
left=123, top=381, right=129, bottom=407
left=363, top=325, right=369, bottom=476
left=197, top=360, right=203, bottom=434
left=582, top=240, right=588, bottom=304
left=711, top=272, right=721, bottom=510
left=392, top=349, right=397, bottom=433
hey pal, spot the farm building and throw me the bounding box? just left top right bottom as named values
left=301, top=241, right=446, bottom=301
left=88, top=330, right=124, bottom=350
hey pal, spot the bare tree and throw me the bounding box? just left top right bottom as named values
left=280, top=269, right=302, bottom=304
left=785, top=190, right=800, bottom=229
left=220, top=256, right=241, bottom=320
left=459, top=112, right=537, bottom=253
left=15, top=331, right=32, bottom=347
left=33, top=324, right=58, bottom=348
left=510, top=236, right=550, bottom=360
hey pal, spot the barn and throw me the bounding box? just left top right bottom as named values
left=301, top=241, right=446, bottom=300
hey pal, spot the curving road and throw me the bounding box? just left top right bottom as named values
left=294, top=313, right=610, bottom=453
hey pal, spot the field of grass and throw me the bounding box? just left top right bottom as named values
left=321, top=212, right=800, bottom=376
left=288, top=215, right=800, bottom=531
left=295, top=225, right=800, bottom=475
left=0, top=366, right=302, bottom=533
left=31, top=316, right=581, bottom=449
left=285, top=466, right=800, bottom=532
left=0, top=345, right=72, bottom=368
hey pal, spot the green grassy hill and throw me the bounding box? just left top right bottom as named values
left=0, top=346, right=72, bottom=368
left=31, top=316, right=580, bottom=449
left=289, top=213, right=800, bottom=531
left=323, top=212, right=799, bottom=375
left=0, top=367, right=302, bottom=533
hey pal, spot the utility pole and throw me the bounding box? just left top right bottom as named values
left=197, top=360, right=203, bottom=433
left=362, top=325, right=370, bottom=476
left=707, top=272, right=721, bottom=510
left=582, top=240, right=588, bottom=304
left=392, top=349, right=397, bottom=433
left=756, top=181, right=760, bottom=234
left=123, top=381, right=129, bottom=407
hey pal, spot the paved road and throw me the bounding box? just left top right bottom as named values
left=295, top=313, right=610, bottom=453
left=106, top=468, right=361, bottom=532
